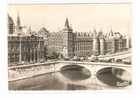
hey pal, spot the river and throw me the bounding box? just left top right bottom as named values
left=8, top=66, right=131, bottom=90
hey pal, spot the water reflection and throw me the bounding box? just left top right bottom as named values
left=96, top=67, right=131, bottom=87
left=9, top=72, right=66, bottom=90
left=8, top=65, right=131, bottom=90
left=9, top=65, right=91, bottom=90
left=66, top=84, right=87, bottom=90
left=61, top=65, right=91, bottom=81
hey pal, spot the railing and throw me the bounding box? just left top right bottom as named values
left=57, top=61, right=131, bottom=68
left=98, top=49, right=131, bottom=59
left=8, top=61, right=58, bottom=70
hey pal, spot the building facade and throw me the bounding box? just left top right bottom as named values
left=47, top=18, right=130, bottom=58
left=8, top=15, right=131, bottom=65
left=8, top=35, right=44, bottom=65
left=47, top=18, right=74, bottom=58
left=8, top=15, right=45, bottom=65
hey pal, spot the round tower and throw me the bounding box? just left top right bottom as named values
left=92, top=29, right=100, bottom=56
left=107, top=29, right=116, bottom=53
left=99, top=31, right=105, bottom=55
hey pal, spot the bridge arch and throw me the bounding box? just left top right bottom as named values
left=54, top=62, right=93, bottom=73
left=60, top=64, right=91, bottom=81
left=92, top=63, right=131, bottom=73
left=54, top=62, right=131, bottom=76
left=53, top=61, right=131, bottom=87
left=96, top=67, right=131, bottom=87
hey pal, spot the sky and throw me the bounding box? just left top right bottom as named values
left=8, top=4, right=132, bottom=36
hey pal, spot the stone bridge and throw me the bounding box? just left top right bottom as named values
left=48, top=61, right=131, bottom=89
left=9, top=61, right=132, bottom=87
left=54, top=61, right=131, bottom=73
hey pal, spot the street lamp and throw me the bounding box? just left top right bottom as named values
left=19, top=34, right=22, bottom=64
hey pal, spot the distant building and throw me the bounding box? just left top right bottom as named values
left=8, top=35, right=44, bottom=64
left=74, top=32, right=93, bottom=57
left=47, top=18, right=129, bottom=58
left=8, top=14, right=131, bottom=65
left=38, top=27, right=49, bottom=46
left=47, top=18, right=74, bottom=58
left=8, top=15, right=45, bottom=65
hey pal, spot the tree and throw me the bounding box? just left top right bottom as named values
left=44, top=46, right=48, bottom=61
left=47, top=49, right=59, bottom=59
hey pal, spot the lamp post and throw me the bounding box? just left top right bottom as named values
left=37, top=37, right=40, bottom=62
left=19, top=35, right=22, bottom=64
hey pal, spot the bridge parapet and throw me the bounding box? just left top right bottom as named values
left=54, top=61, right=132, bottom=77
left=8, top=61, right=59, bottom=70
left=56, top=61, right=131, bottom=68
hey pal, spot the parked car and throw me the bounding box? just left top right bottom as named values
left=71, top=56, right=80, bottom=61
left=88, top=55, right=98, bottom=62
left=116, top=59, right=122, bottom=63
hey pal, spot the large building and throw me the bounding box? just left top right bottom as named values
left=8, top=14, right=131, bottom=65
left=8, top=35, right=44, bottom=64
left=8, top=15, right=45, bottom=65
left=47, top=18, right=130, bottom=58
left=47, top=18, right=74, bottom=58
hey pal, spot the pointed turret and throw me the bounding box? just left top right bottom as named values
left=98, top=29, right=104, bottom=39
left=63, top=17, right=73, bottom=32
left=27, top=26, right=32, bottom=34
left=93, top=28, right=98, bottom=38
left=17, top=13, right=21, bottom=27
left=16, top=13, right=22, bottom=33
left=108, top=28, right=116, bottom=53
left=65, top=18, right=70, bottom=28
left=108, top=28, right=114, bottom=38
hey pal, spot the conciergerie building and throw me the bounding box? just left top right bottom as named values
left=47, top=18, right=131, bottom=58
left=8, top=15, right=131, bottom=65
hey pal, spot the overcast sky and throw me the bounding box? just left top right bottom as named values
left=8, top=4, right=131, bottom=36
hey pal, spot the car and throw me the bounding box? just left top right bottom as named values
left=64, top=57, right=70, bottom=61
left=116, top=59, right=122, bottom=63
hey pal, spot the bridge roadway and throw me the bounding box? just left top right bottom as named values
left=98, top=49, right=131, bottom=60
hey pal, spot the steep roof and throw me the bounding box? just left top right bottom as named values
left=8, top=15, right=14, bottom=25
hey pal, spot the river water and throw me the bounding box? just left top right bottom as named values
left=8, top=66, right=131, bottom=90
